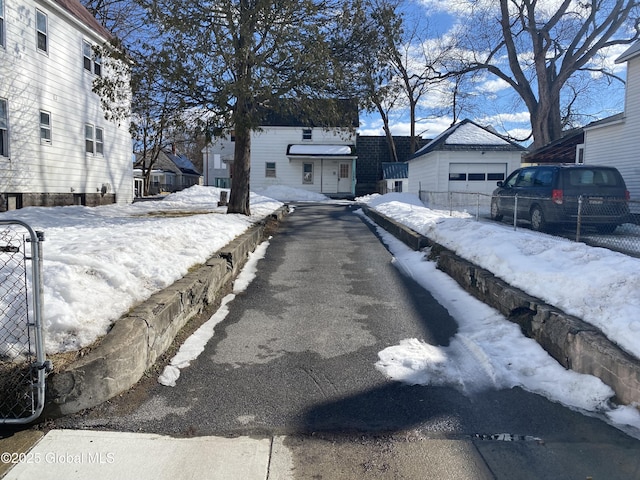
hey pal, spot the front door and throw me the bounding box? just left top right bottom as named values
left=338, top=162, right=352, bottom=193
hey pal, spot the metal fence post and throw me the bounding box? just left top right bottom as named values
left=0, top=221, right=49, bottom=424
left=513, top=194, right=518, bottom=231
left=576, top=195, right=583, bottom=242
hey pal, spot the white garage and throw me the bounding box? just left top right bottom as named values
left=408, top=119, right=526, bottom=197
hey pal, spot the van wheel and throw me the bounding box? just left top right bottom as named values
left=490, top=199, right=503, bottom=222
left=530, top=206, right=547, bottom=231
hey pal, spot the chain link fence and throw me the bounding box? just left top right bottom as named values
left=419, top=190, right=640, bottom=257
left=0, top=220, right=49, bottom=424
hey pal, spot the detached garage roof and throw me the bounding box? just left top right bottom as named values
left=411, top=119, right=526, bottom=159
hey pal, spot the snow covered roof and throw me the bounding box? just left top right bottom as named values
left=411, top=119, right=526, bottom=159
left=287, top=144, right=356, bottom=157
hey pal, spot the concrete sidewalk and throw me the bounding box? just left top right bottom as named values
left=2, top=430, right=274, bottom=480
left=3, top=427, right=640, bottom=479
left=1, top=429, right=497, bottom=480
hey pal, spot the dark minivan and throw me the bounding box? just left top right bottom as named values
left=490, top=165, right=630, bottom=232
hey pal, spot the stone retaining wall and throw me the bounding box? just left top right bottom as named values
left=45, top=207, right=287, bottom=416
left=363, top=206, right=640, bottom=406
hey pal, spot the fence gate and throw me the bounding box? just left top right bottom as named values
left=0, top=220, right=49, bottom=424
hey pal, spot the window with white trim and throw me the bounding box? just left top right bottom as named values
left=302, top=128, right=312, bottom=140
left=85, top=124, right=94, bottom=153
left=0, top=0, right=5, bottom=49
left=576, top=144, right=585, bottom=164
left=95, top=127, right=103, bottom=154
left=36, top=10, right=48, bottom=53
left=85, top=124, right=104, bottom=155
left=265, top=162, right=276, bottom=178
left=40, top=111, right=51, bottom=144
left=0, top=98, right=8, bottom=157
left=83, top=40, right=102, bottom=76
left=303, top=163, right=313, bottom=184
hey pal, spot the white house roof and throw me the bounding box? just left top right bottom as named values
left=616, top=41, right=640, bottom=64
left=411, top=119, right=526, bottom=159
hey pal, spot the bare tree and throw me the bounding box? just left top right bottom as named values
left=455, top=0, right=640, bottom=149
left=130, top=0, right=350, bottom=215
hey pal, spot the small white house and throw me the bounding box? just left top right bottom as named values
left=408, top=119, right=526, bottom=196
left=203, top=101, right=358, bottom=197
left=0, top=0, right=132, bottom=211
left=583, top=42, right=640, bottom=200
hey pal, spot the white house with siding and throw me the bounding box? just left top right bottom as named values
left=583, top=42, right=640, bottom=200
left=203, top=101, right=358, bottom=198
left=0, top=0, right=132, bottom=211
left=407, top=119, right=526, bottom=196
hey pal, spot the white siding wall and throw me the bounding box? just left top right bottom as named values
left=584, top=56, right=640, bottom=199
left=251, top=126, right=355, bottom=194
left=204, top=127, right=356, bottom=194
left=0, top=0, right=132, bottom=203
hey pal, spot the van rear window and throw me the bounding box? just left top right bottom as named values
left=567, top=169, right=619, bottom=187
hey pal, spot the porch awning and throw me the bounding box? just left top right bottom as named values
left=287, top=144, right=356, bottom=157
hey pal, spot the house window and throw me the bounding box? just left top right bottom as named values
left=339, top=163, right=349, bottom=178
left=95, top=127, right=104, bottom=154
left=394, top=181, right=403, bottom=192
left=302, top=128, right=312, bottom=140
left=40, top=111, right=51, bottom=144
left=36, top=10, right=48, bottom=53
left=85, top=124, right=94, bottom=153
left=83, top=40, right=102, bottom=76
left=265, top=162, right=276, bottom=178
left=576, top=144, right=585, bottom=164
left=449, top=173, right=466, bottom=181
left=0, top=98, right=8, bottom=157
left=0, top=0, right=5, bottom=48
left=303, top=163, right=313, bottom=184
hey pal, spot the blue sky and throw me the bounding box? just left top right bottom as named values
left=357, top=0, right=630, bottom=145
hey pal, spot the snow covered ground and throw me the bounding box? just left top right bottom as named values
left=1, top=186, right=639, bottom=436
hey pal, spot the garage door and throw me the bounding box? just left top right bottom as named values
left=448, top=163, right=507, bottom=195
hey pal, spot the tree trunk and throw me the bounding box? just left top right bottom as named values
left=531, top=81, right=563, bottom=150
left=376, top=103, right=398, bottom=162
left=227, top=125, right=251, bottom=215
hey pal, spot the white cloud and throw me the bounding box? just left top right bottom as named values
left=476, top=77, right=511, bottom=94
left=478, top=112, right=531, bottom=125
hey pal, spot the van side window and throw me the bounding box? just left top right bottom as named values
left=516, top=169, right=535, bottom=187
left=534, top=169, right=553, bottom=187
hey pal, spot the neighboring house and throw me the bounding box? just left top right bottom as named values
left=134, top=147, right=202, bottom=196
left=408, top=119, right=526, bottom=196
left=0, top=0, right=133, bottom=211
left=379, top=162, right=408, bottom=194
left=203, top=100, right=359, bottom=198
left=201, top=147, right=231, bottom=189
left=582, top=42, right=640, bottom=199
left=522, top=129, right=585, bottom=166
